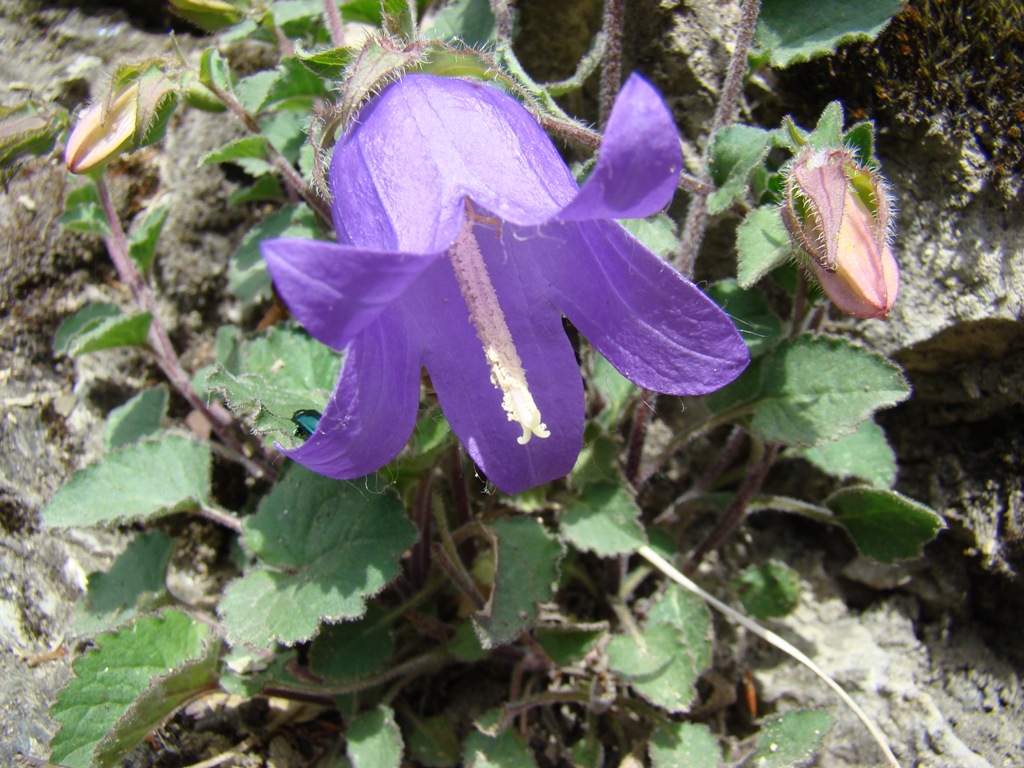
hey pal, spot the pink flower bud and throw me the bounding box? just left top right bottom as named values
left=64, top=86, right=137, bottom=174
left=64, top=66, right=176, bottom=174
left=782, top=147, right=899, bottom=319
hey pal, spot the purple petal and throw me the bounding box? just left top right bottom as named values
left=329, top=75, right=578, bottom=252
left=281, top=312, right=422, bottom=480
left=405, top=239, right=585, bottom=495
left=536, top=221, right=749, bottom=394
left=262, top=237, right=441, bottom=350
left=558, top=75, right=682, bottom=222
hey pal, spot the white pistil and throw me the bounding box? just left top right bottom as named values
left=448, top=203, right=550, bottom=445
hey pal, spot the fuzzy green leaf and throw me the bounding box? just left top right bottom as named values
left=72, top=530, right=174, bottom=636
left=296, top=43, right=355, bottom=79
left=608, top=586, right=712, bottom=713
left=622, top=213, right=679, bottom=260
left=348, top=706, right=404, bottom=768
left=534, top=627, right=602, bottom=666
left=753, top=0, right=905, bottom=68
left=826, top=487, right=945, bottom=563
left=60, top=181, right=110, bottom=236
left=199, top=135, right=270, bottom=169
left=464, top=726, right=536, bottom=768
left=798, top=419, right=897, bottom=488
left=53, top=304, right=152, bottom=357
left=736, top=206, right=793, bottom=289
left=43, top=435, right=212, bottom=527
left=560, top=483, right=647, bottom=556
left=473, top=517, right=563, bottom=648
left=406, top=713, right=462, bottom=767
left=218, top=466, right=416, bottom=648
left=309, top=604, right=395, bottom=682
left=127, top=200, right=170, bottom=271
left=747, top=710, right=835, bottom=767
left=649, top=721, right=723, bottom=768
left=431, top=0, right=499, bottom=46
left=590, top=352, right=638, bottom=429
left=49, top=610, right=214, bottom=768
left=707, top=335, right=910, bottom=448
left=708, top=125, right=774, bottom=214
left=730, top=560, right=801, bottom=619
left=206, top=324, right=340, bottom=439
left=229, top=203, right=321, bottom=304
left=103, top=385, right=169, bottom=450
left=706, top=279, right=784, bottom=357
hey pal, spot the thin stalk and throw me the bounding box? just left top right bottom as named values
left=624, top=389, right=657, bottom=487
left=193, top=504, right=244, bottom=535
left=656, top=425, right=747, bottom=524
left=96, top=178, right=275, bottom=480
left=490, top=0, right=515, bottom=41
left=202, top=82, right=333, bottom=225
left=431, top=495, right=487, bottom=611
left=683, top=440, right=778, bottom=574
left=639, top=546, right=901, bottom=768
left=676, top=0, right=762, bottom=274
left=598, top=0, right=624, bottom=130
left=323, top=0, right=345, bottom=47
left=409, top=474, right=434, bottom=587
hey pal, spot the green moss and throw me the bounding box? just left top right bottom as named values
left=777, top=0, right=1024, bottom=183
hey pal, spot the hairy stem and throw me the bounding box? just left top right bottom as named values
left=96, top=177, right=275, bottom=480
left=598, top=0, right=624, bottom=130
left=683, top=439, right=778, bottom=574
left=676, top=0, right=762, bottom=274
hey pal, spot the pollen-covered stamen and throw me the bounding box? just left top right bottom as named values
left=448, top=201, right=550, bottom=445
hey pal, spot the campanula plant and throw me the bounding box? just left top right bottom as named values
left=262, top=73, right=749, bottom=493
left=27, top=1, right=955, bottom=766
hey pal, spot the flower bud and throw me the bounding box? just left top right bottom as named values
left=64, top=65, right=176, bottom=174
left=782, top=147, right=899, bottom=319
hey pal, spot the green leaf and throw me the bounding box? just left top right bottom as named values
left=707, top=125, right=774, bottom=215
left=706, top=279, right=784, bottom=357
left=206, top=324, right=341, bottom=439
left=747, top=710, right=835, bottom=767
left=230, top=203, right=321, bottom=304
left=60, top=181, right=110, bottom=236
left=807, top=101, right=845, bottom=150
left=707, top=335, right=910, bottom=448
left=621, top=213, right=679, bottom=259
left=43, top=435, right=212, bottom=527
left=309, top=604, right=395, bottom=682
left=170, top=0, right=247, bottom=32
left=53, top=304, right=153, bottom=357
left=649, top=721, right=723, bottom=768
left=296, top=43, right=355, bottom=79
left=199, top=135, right=270, bottom=170
left=464, top=726, right=536, bottom=768
left=72, top=530, right=174, bottom=636
left=798, top=419, right=896, bottom=488
left=95, top=635, right=220, bottom=768
left=826, top=487, right=945, bottom=563
left=590, top=353, right=638, bottom=430
left=534, top=627, right=602, bottom=666
left=348, top=706, right=404, bottom=768
left=753, top=0, right=905, bottom=68
left=730, top=560, right=801, bottom=619
left=218, top=466, right=416, bottom=648
left=260, top=57, right=330, bottom=112
left=228, top=174, right=284, bottom=206
left=127, top=200, right=170, bottom=271
left=431, top=0, right=499, bottom=46
left=49, top=610, right=215, bottom=768
left=406, top=712, right=462, bottom=767
left=560, top=483, right=646, bottom=557
left=736, top=206, right=793, bottom=289
left=607, top=585, right=712, bottom=713
left=473, top=517, right=563, bottom=649
left=103, top=385, right=169, bottom=450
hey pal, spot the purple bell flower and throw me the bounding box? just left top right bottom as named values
left=262, top=73, right=748, bottom=493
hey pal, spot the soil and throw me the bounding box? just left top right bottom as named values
left=1, top=1, right=1022, bottom=767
